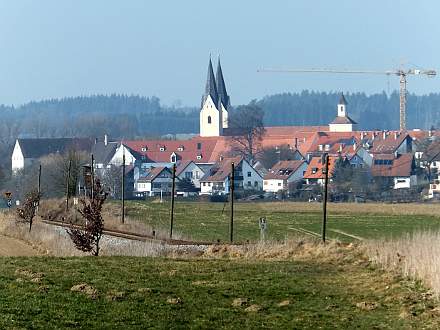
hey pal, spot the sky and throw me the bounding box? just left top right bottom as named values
left=0, top=0, right=438, bottom=107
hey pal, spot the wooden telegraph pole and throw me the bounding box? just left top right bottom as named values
left=230, top=162, right=235, bottom=243
left=169, top=164, right=176, bottom=239
left=37, top=164, right=42, bottom=196
left=121, top=152, right=125, bottom=224
left=322, top=154, right=329, bottom=243
left=66, top=159, right=72, bottom=211
left=91, top=154, right=95, bottom=199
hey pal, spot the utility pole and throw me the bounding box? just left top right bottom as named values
left=121, top=152, right=125, bottom=224
left=230, top=162, right=235, bottom=243
left=322, top=154, right=329, bottom=243
left=91, top=154, right=95, bottom=199
left=169, top=164, right=176, bottom=239
left=37, top=164, right=42, bottom=196
left=66, top=160, right=72, bottom=212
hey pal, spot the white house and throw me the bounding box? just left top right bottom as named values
left=135, top=167, right=180, bottom=197
left=371, top=153, right=417, bottom=189
left=11, top=138, right=93, bottom=174
left=175, top=160, right=206, bottom=189
left=200, top=156, right=263, bottom=195
left=263, top=160, right=307, bottom=193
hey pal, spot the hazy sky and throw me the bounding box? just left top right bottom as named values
left=0, top=1, right=438, bottom=106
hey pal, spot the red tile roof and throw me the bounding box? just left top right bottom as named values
left=200, top=156, right=242, bottom=182
left=303, top=156, right=338, bottom=179
left=264, top=160, right=305, bottom=180
left=138, top=166, right=170, bottom=182
left=371, top=153, right=414, bottom=177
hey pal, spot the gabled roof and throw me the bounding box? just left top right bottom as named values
left=330, top=116, right=357, bottom=125
left=18, top=138, right=93, bottom=159
left=371, top=153, right=414, bottom=177
left=203, top=57, right=218, bottom=106
left=92, top=141, right=118, bottom=165
left=303, top=156, right=338, bottom=179
left=338, top=93, right=347, bottom=105
left=200, top=156, right=242, bottom=182
left=216, top=58, right=229, bottom=109
left=175, top=160, right=202, bottom=177
left=369, top=132, right=409, bottom=154
left=264, top=160, right=305, bottom=180
left=138, top=166, right=170, bottom=182
left=123, top=138, right=219, bottom=163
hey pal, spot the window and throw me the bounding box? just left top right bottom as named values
left=278, top=182, right=282, bottom=186
left=203, top=182, right=206, bottom=186
left=171, top=154, right=176, bottom=163
left=197, top=155, right=202, bottom=160
left=197, top=143, right=202, bottom=150
left=247, top=181, right=252, bottom=187
left=324, top=144, right=330, bottom=151
left=318, top=145, right=323, bottom=151
left=247, top=171, right=252, bottom=177
left=312, top=167, right=318, bottom=174
left=195, top=171, right=200, bottom=179
left=254, top=181, right=258, bottom=187
left=185, top=172, right=193, bottom=179
left=177, top=146, right=184, bottom=151
left=207, top=116, right=212, bottom=124
left=141, top=147, right=147, bottom=152
left=159, top=146, right=165, bottom=152
left=264, top=181, right=268, bottom=185
left=153, top=183, right=161, bottom=189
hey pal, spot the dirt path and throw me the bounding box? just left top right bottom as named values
left=0, top=235, right=40, bottom=256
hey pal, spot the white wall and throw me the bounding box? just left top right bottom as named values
left=11, top=140, right=24, bottom=173
left=200, top=95, right=222, bottom=137
left=263, top=179, right=284, bottom=192
left=110, top=145, right=137, bottom=166
left=177, top=162, right=204, bottom=188
left=329, top=123, right=353, bottom=132
left=241, top=160, right=263, bottom=191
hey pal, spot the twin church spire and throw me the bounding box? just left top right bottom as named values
left=200, top=56, right=230, bottom=137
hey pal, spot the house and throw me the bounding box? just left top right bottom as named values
left=263, top=160, right=307, bottom=193
left=200, top=156, right=263, bottom=195
left=303, top=156, right=338, bottom=185
left=11, top=137, right=93, bottom=174
left=135, top=167, right=180, bottom=197
left=371, top=153, right=417, bottom=189
left=175, top=160, right=206, bottom=189
left=91, top=135, right=119, bottom=171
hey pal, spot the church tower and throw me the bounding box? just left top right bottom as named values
left=329, top=93, right=357, bottom=132
left=216, top=58, right=230, bottom=129
left=200, top=57, right=223, bottom=137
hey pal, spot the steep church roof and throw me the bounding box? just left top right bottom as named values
left=338, top=93, right=347, bottom=105
left=203, top=57, right=218, bottom=105
left=216, top=58, right=229, bottom=109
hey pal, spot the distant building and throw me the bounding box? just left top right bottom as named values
left=328, top=93, right=357, bottom=132
left=11, top=138, right=93, bottom=174
left=263, top=160, right=307, bottom=193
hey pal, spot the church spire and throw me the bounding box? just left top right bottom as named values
left=204, top=56, right=218, bottom=105
left=216, top=57, right=229, bottom=109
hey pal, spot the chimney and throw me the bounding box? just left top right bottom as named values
left=338, top=145, right=343, bottom=153
left=382, top=131, right=386, bottom=139
left=394, top=132, right=397, bottom=140
left=294, top=137, right=298, bottom=149
left=104, top=134, right=108, bottom=146
left=353, top=142, right=357, bottom=151
left=429, top=129, right=433, bottom=138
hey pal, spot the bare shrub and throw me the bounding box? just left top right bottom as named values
left=364, top=232, right=440, bottom=296
left=67, top=180, right=108, bottom=256
left=16, top=190, right=41, bottom=232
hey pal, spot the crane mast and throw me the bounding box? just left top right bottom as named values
left=258, top=67, right=436, bottom=130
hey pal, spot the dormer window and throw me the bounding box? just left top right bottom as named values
left=177, top=146, right=184, bottom=151
left=318, top=145, right=323, bottom=151
left=324, top=144, right=330, bottom=151
left=141, top=147, right=147, bottom=152
left=159, top=146, right=166, bottom=152
left=196, top=154, right=202, bottom=160
left=171, top=154, right=177, bottom=163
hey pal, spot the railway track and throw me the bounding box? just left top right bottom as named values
left=41, top=219, right=214, bottom=246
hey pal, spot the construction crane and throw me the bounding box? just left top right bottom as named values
left=258, top=67, right=437, bottom=130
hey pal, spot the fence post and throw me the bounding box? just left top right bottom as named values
left=91, top=154, right=95, bottom=199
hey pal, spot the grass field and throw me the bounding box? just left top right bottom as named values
left=1, top=250, right=439, bottom=329
left=124, top=200, right=440, bottom=243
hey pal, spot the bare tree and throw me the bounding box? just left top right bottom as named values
left=229, top=103, right=266, bottom=164
left=259, top=144, right=299, bottom=169
left=100, top=165, right=122, bottom=199
left=67, top=180, right=108, bottom=256
left=16, top=189, right=41, bottom=232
